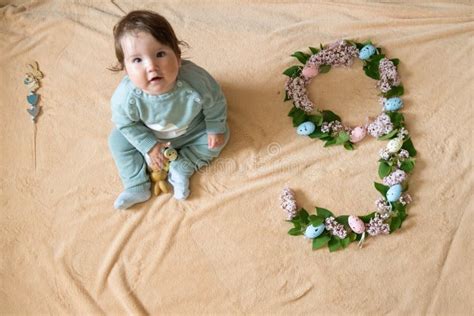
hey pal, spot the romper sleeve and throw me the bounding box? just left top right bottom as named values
left=179, top=60, right=227, bottom=134
left=110, top=78, right=158, bottom=155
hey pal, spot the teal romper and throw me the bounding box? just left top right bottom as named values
left=108, top=60, right=229, bottom=197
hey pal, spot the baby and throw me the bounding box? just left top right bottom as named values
left=108, top=10, right=229, bottom=209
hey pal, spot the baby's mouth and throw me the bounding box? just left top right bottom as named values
left=149, top=76, right=163, bottom=82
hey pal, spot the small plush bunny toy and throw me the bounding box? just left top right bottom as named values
left=24, top=61, right=43, bottom=92
left=149, top=147, right=178, bottom=196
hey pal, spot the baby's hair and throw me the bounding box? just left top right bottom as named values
left=109, top=10, right=187, bottom=72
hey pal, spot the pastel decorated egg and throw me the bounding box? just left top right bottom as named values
left=349, top=126, right=367, bottom=143
left=302, top=64, right=319, bottom=79
left=386, top=138, right=403, bottom=153
left=296, top=121, right=316, bottom=136
left=359, top=44, right=376, bottom=60
left=384, top=97, right=404, bottom=112
left=386, top=184, right=403, bottom=202
left=304, top=224, right=325, bottom=239
left=348, top=215, right=366, bottom=234
left=164, top=148, right=178, bottom=161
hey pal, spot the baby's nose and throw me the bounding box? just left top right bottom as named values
left=146, top=60, right=159, bottom=72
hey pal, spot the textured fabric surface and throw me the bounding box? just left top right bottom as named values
left=0, top=1, right=473, bottom=314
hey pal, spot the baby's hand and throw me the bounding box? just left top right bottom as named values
left=208, top=133, right=225, bottom=149
left=148, top=142, right=171, bottom=170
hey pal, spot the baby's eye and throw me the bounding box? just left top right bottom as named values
left=132, top=57, right=142, bottom=63
left=156, top=51, right=166, bottom=58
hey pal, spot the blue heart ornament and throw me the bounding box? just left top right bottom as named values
left=27, top=93, right=39, bottom=106
left=27, top=106, right=40, bottom=120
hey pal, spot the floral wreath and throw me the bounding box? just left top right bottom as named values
left=280, top=40, right=417, bottom=252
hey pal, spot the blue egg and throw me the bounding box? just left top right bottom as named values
left=386, top=184, right=403, bottom=202
left=384, top=97, right=404, bottom=112
left=359, top=44, right=376, bottom=60
left=296, top=121, right=316, bottom=136
left=304, top=224, right=325, bottom=239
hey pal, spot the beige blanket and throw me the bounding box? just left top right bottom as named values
left=1, top=0, right=473, bottom=314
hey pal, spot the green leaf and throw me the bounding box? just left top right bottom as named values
left=299, top=208, right=310, bottom=224
left=362, top=40, right=374, bottom=46
left=283, top=65, right=302, bottom=77
left=378, top=128, right=399, bottom=140
left=324, top=139, right=337, bottom=147
left=369, top=54, right=386, bottom=62
left=389, top=216, right=402, bottom=233
left=348, top=232, right=357, bottom=242
left=344, top=142, right=354, bottom=150
left=312, top=235, right=331, bottom=250
left=291, top=221, right=301, bottom=230
left=402, top=138, right=417, bottom=157
left=287, top=106, right=298, bottom=116
left=363, top=62, right=380, bottom=80
left=378, top=161, right=392, bottom=178
left=398, top=206, right=408, bottom=223
left=400, top=159, right=415, bottom=173
left=309, top=46, right=320, bottom=55
left=341, top=236, right=352, bottom=248
left=291, top=51, right=310, bottom=64
left=319, top=64, right=331, bottom=73
left=387, top=112, right=405, bottom=128
left=335, top=131, right=350, bottom=145
left=354, top=41, right=366, bottom=50
left=383, top=85, right=404, bottom=98
left=322, top=110, right=341, bottom=122
left=306, top=115, right=323, bottom=125
left=288, top=227, right=303, bottom=236
left=393, top=202, right=407, bottom=223
left=290, top=108, right=307, bottom=127
left=308, top=128, right=329, bottom=139
left=359, top=212, right=376, bottom=223
left=335, top=215, right=349, bottom=226
left=374, top=182, right=390, bottom=196
left=364, top=68, right=380, bottom=80
left=316, top=207, right=334, bottom=218
left=319, top=134, right=333, bottom=141
left=328, top=236, right=343, bottom=252
left=309, top=215, right=325, bottom=227
left=390, top=58, right=400, bottom=66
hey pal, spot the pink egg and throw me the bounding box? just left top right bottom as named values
left=349, top=126, right=367, bottom=143
left=302, top=64, right=318, bottom=79
left=348, top=215, right=366, bottom=234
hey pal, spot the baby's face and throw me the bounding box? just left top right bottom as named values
left=121, top=31, right=180, bottom=95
